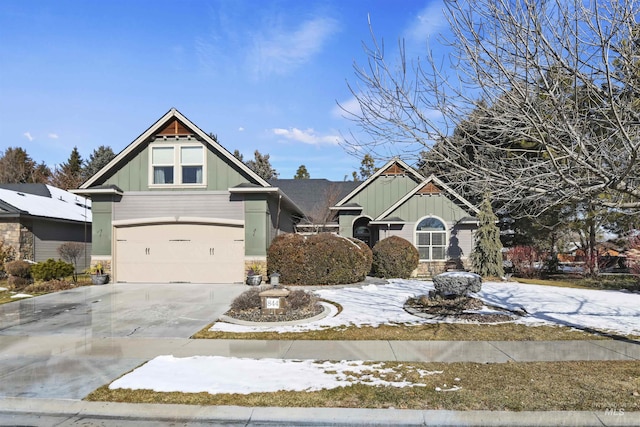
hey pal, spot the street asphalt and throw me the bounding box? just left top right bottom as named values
left=0, top=282, right=638, bottom=426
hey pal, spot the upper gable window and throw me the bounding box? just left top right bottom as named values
left=150, top=144, right=205, bottom=187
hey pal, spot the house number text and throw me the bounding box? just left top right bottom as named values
left=266, top=298, right=280, bottom=309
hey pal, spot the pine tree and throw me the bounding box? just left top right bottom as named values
left=0, top=147, right=51, bottom=183
left=294, top=165, right=310, bottom=179
left=82, top=145, right=115, bottom=181
left=471, top=194, right=504, bottom=277
left=246, top=150, right=278, bottom=180
left=51, top=146, right=83, bottom=190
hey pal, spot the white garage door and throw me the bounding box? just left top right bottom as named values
left=114, top=223, right=244, bottom=283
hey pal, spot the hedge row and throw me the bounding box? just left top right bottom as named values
left=267, top=233, right=420, bottom=285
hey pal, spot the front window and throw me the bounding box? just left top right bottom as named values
left=416, top=217, right=447, bottom=260
left=181, top=146, right=203, bottom=184
left=152, top=147, right=174, bottom=184
left=150, top=144, right=205, bottom=186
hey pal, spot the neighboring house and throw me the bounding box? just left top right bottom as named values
left=75, top=109, right=303, bottom=284
left=330, top=159, right=479, bottom=275
left=0, top=184, right=92, bottom=271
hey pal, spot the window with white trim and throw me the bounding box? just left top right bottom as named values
left=150, top=144, right=205, bottom=186
left=416, top=217, right=447, bottom=260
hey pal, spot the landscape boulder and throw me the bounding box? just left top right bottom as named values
left=433, top=271, right=482, bottom=297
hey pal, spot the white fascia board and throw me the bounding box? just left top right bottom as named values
left=70, top=188, right=124, bottom=196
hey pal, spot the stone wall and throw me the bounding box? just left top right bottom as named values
left=0, top=220, right=20, bottom=253
left=415, top=258, right=472, bottom=278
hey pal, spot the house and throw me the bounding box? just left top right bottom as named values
left=330, top=159, right=479, bottom=275
left=76, top=109, right=480, bottom=284
left=75, top=108, right=303, bottom=284
left=0, top=184, right=92, bottom=271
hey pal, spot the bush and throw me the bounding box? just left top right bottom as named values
left=230, top=287, right=263, bottom=311
left=507, top=246, right=541, bottom=278
left=287, top=289, right=318, bottom=311
left=267, top=233, right=307, bottom=285
left=304, top=234, right=372, bottom=285
left=5, top=260, right=32, bottom=278
left=372, top=236, right=419, bottom=278
left=0, top=239, right=15, bottom=278
left=31, top=259, right=74, bottom=281
left=267, top=233, right=372, bottom=285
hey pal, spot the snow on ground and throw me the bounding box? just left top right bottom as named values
left=109, top=356, right=449, bottom=394
left=110, top=279, right=639, bottom=396
left=211, top=279, right=640, bottom=337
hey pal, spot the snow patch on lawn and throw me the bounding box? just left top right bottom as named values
left=109, top=356, right=438, bottom=394
left=210, top=279, right=640, bottom=336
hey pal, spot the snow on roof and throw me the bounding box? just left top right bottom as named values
left=0, top=184, right=91, bottom=223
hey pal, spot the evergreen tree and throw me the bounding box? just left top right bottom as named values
left=0, top=147, right=51, bottom=183
left=82, top=145, right=115, bottom=181
left=471, top=194, right=504, bottom=277
left=232, top=149, right=244, bottom=162
left=51, top=146, right=83, bottom=190
left=246, top=150, right=278, bottom=180
left=294, top=165, right=310, bottom=179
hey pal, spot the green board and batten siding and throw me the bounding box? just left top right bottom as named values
left=90, top=137, right=273, bottom=258
left=384, top=193, right=470, bottom=224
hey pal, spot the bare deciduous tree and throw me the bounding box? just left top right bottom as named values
left=343, top=0, right=640, bottom=216
left=57, top=242, right=85, bottom=282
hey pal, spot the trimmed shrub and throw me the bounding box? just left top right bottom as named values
left=267, top=233, right=307, bottom=285
left=31, top=259, right=74, bottom=281
left=372, top=236, right=419, bottom=278
left=267, top=233, right=372, bottom=285
left=305, top=233, right=371, bottom=285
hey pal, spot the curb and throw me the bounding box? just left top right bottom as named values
left=0, top=398, right=636, bottom=426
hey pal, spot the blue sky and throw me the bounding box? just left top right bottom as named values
left=0, top=0, right=448, bottom=181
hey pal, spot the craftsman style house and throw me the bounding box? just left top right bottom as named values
left=76, top=109, right=479, bottom=283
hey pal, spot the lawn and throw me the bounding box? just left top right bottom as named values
left=86, top=277, right=640, bottom=411
left=87, top=359, right=640, bottom=411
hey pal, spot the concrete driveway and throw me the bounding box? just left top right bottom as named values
left=0, top=283, right=245, bottom=399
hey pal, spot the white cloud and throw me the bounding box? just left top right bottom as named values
left=48, top=133, right=59, bottom=139
left=238, top=127, right=245, bottom=132
left=251, top=16, right=339, bottom=77
left=332, top=96, right=362, bottom=119
left=23, top=132, right=34, bottom=141
left=272, top=127, right=340, bottom=145
left=404, top=1, right=448, bottom=44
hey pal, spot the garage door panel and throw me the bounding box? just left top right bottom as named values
left=115, top=224, right=244, bottom=283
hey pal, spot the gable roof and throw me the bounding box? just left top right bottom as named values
left=374, top=174, right=479, bottom=222
left=0, top=184, right=91, bottom=223
left=333, top=158, right=424, bottom=208
left=269, top=179, right=359, bottom=217
left=80, top=108, right=270, bottom=189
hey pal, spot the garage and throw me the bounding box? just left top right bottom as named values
left=114, top=221, right=244, bottom=283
